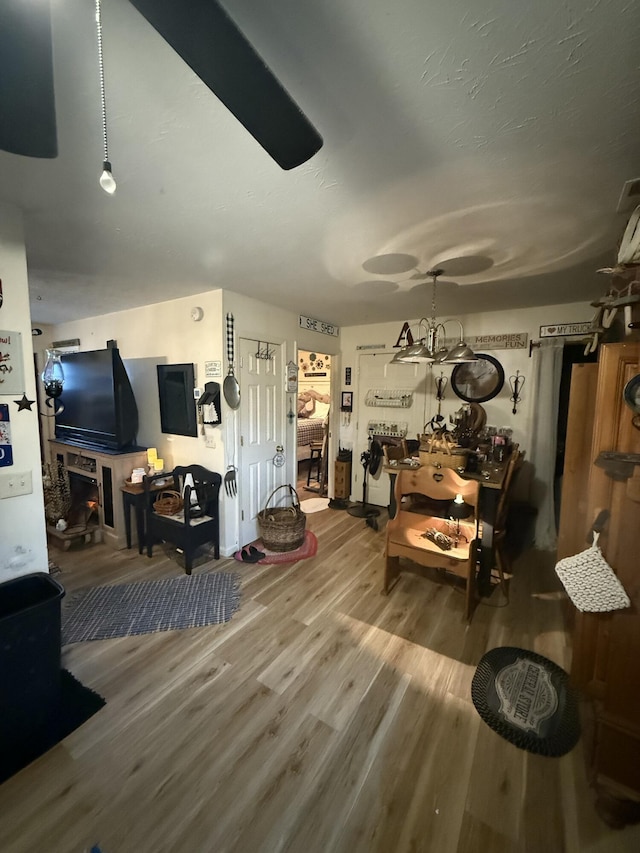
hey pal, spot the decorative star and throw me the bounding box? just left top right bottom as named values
left=14, top=393, right=36, bottom=411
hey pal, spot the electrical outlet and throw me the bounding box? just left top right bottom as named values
left=0, top=470, right=33, bottom=499
left=204, top=434, right=216, bottom=449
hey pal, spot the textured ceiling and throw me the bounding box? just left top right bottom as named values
left=2, top=0, right=639, bottom=327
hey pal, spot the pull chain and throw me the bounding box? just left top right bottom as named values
left=96, top=0, right=116, bottom=193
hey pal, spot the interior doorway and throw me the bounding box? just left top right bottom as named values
left=296, top=349, right=333, bottom=497
left=554, top=342, right=598, bottom=523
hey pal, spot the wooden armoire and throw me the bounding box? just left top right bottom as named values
left=558, top=342, right=640, bottom=827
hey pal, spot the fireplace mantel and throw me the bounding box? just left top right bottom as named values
left=49, top=441, right=148, bottom=549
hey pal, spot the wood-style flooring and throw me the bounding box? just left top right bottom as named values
left=2, top=507, right=639, bottom=853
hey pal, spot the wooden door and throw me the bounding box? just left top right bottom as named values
left=238, top=338, right=285, bottom=547
left=556, top=362, right=598, bottom=560
left=355, top=353, right=424, bottom=507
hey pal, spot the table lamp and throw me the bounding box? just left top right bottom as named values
left=449, top=493, right=472, bottom=545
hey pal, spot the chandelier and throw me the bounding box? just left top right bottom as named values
left=391, top=268, right=477, bottom=364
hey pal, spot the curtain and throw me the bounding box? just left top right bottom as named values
left=527, top=338, right=565, bottom=551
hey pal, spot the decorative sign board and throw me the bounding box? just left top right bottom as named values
left=205, top=360, right=222, bottom=378
left=439, top=332, right=529, bottom=350
left=299, top=315, right=339, bottom=337
left=0, top=330, right=24, bottom=394
left=540, top=322, right=592, bottom=338
left=51, top=338, right=80, bottom=351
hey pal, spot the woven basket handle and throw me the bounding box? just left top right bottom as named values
left=264, top=483, right=300, bottom=512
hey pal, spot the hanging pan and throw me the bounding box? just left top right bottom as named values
left=223, top=312, right=241, bottom=409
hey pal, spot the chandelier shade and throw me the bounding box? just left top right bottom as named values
left=391, top=270, right=477, bottom=366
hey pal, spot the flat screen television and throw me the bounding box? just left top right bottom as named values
left=54, top=347, right=139, bottom=451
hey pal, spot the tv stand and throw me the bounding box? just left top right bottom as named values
left=49, top=441, right=147, bottom=550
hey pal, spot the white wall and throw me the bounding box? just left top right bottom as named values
left=340, top=300, right=594, bottom=501
left=0, top=203, right=49, bottom=581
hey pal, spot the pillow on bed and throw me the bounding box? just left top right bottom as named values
left=314, top=401, right=330, bottom=420
left=297, top=397, right=316, bottom=417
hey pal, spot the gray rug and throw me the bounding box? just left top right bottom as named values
left=62, top=572, right=241, bottom=644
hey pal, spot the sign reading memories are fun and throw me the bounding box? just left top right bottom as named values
left=393, top=323, right=529, bottom=351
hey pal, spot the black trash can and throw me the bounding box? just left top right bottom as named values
left=0, top=572, right=65, bottom=774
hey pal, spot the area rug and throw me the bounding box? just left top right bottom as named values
left=234, top=530, right=318, bottom=565
left=300, top=497, right=330, bottom=513
left=471, top=646, right=580, bottom=757
left=62, top=571, right=241, bottom=644
left=1, top=670, right=106, bottom=784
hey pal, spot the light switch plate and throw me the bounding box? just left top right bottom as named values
left=0, top=470, right=33, bottom=499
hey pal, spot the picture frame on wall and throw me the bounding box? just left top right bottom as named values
left=341, top=391, right=353, bottom=412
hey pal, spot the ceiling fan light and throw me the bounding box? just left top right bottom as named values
left=99, top=161, right=116, bottom=194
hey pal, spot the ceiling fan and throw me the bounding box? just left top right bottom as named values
left=0, top=0, right=322, bottom=170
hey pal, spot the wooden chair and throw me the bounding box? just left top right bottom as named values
left=492, top=446, right=523, bottom=594
left=384, top=466, right=481, bottom=621
left=144, top=464, right=221, bottom=574
left=382, top=439, right=410, bottom=464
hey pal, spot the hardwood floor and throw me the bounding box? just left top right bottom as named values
left=2, top=508, right=640, bottom=852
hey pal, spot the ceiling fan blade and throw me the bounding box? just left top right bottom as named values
left=0, top=0, right=57, bottom=158
left=128, top=0, right=322, bottom=170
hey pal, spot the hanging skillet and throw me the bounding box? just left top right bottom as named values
left=224, top=313, right=241, bottom=410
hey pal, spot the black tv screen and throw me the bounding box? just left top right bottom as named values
left=157, top=363, right=197, bottom=437
left=55, top=348, right=139, bottom=450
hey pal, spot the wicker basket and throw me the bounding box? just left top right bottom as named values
left=257, top=485, right=306, bottom=552
left=153, top=490, right=183, bottom=516
left=418, top=429, right=468, bottom=470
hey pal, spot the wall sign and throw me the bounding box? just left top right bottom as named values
left=286, top=360, right=298, bottom=393
left=465, top=333, right=528, bottom=350
left=397, top=328, right=529, bottom=351
left=299, top=315, right=339, bottom=337
left=356, top=344, right=386, bottom=350
left=0, top=330, right=24, bottom=394
left=205, top=360, right=222, bottom=378
left=540, top=322, right=592, bottom=338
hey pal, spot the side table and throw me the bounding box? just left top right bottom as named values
left=121, top=479, right=171, bottom=552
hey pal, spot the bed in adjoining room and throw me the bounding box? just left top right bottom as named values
left=297, top=417, right=326, bottom=462
left=296, top=388, right=330, bottom=463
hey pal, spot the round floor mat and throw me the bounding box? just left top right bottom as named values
left=300, top=497, right=330, bottom=513
left=471, top=646, right=580, bottom=757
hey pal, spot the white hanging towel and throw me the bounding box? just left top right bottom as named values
left=555, top=532, right=630, bottom=612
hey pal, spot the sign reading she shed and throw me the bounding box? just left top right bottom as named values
left=299, top=315, right=339, bottom=337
